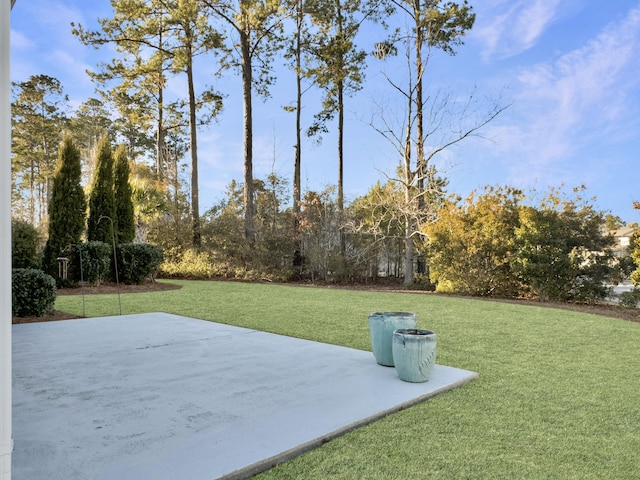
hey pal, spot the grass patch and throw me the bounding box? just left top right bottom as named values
left=56, top=280, right=640, bottom=479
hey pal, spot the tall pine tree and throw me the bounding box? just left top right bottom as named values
left=42, top=136, right=87, bottom=279
left=87, top=135, right=117, bottom=244
left=114, top=144, right=135, bottom=244
left=203, top=0, right=290, bottom=245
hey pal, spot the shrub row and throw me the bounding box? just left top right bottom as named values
left=158, top=248, right=290, bottom=282
left=11, top=242, right=163, bottom=316
left=159, top=249, right=241, bottom=279
left=63, top=242, right=163, bottom=286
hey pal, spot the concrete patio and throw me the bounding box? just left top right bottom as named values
left=13, top=312, right=477, bottom=479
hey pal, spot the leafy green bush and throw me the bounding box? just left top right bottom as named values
left=619, top=289, right=640, bottom=309
left=12, top=219, right=41, bottom=269
left=426, top=186, right=618, bottom=302
left=73, top=241, right=112, bottom=285
left=116, top=243, right=164, bottom=284
left=12, top=268, right=56, bottom=317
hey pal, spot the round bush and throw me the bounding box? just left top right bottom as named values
left=116, top=243, right=164, bottom=284
left=619, top=289, right=640, bottom=309
left=74, top=241, right=112, bottom=285
left=12, top=219, right=41, bottom=269
left=12, top=268, right=56, bottom=317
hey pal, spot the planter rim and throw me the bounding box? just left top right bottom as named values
left=394, top=328, right=435, bottom=336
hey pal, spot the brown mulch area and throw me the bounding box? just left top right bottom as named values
left=54, top=281, right=183, bottom=296
left=465, top=296, right=640, bottom=324
left=12, top=280, right=640, bottom=324
left=335, top=284, right=640, bottom=324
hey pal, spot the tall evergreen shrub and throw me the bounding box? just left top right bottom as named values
left=42, top=136, right=87, bottom=279
left=87, top=135, right=117, bottom=244
left=114, top=145, right=135, bottom=244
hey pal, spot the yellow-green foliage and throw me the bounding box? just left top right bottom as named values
left=159, top=248, right=271, bottom=281
left=424, top=186, right=522, bottom=297
left=158, top=249, right=289, bottom=282
left=160, top=249, right=220, bottom=279
left=630, top=229, right=640, bottom=285
left=425, top=185, right=616, bottom=301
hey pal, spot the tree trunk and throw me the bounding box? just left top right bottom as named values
left=336, top=3, right=346, bottom=267
left=404, top=219, right=414, bottom=285
left=403, top=87, right=414, bottom=287
left=156, top=93, right=164, bottom=180
left=40, top=109, right=52, bottom=214
left=414, top=2, right=425, bottom=199
left=240, top=27, right=255, bottom=245
left=293, top=0, right=302, bottom=232
left=29, top=156, right=35, bottom=224
left=186, top=46, right=201, bottom=248
left=337, top=79, right=346, bottom=262
left=337, top=87, right=344, bottom=215
left=414, top=3, right=426, bottom=275
left=156, top=23, right=165, bottom=180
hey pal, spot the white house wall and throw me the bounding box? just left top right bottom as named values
left=1, top=0, right=13, bottom=478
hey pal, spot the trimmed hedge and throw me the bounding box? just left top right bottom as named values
left=116, top=243, right=164, bottom=284
left=12, top=268, right=56, bottom=317
left=74, top=241, right=112, bottom=285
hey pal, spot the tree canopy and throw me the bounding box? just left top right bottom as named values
left=10, top=1, right=637, bottom=297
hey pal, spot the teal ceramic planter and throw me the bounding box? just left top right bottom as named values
left=392, top=329, right=436, bottom=383
left=368, top=312, right=417, bottom=366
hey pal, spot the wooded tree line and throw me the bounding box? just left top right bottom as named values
left=10, top=0, right=640, bottom=298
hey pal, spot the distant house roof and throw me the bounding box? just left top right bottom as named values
left=609, top=226, right=635, bottom=239
left=607, top=227, right=636, bottom=256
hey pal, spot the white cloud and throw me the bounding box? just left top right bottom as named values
left=492, top=5, right=640, bottom=187
left=9, top=29, right=32, bottom=50
left=474, top=0, right=568, bottom=60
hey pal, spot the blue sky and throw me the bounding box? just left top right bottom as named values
left=10, top=0, right=640, bottom=223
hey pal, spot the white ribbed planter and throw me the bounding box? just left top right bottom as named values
left=392, top=329, right=436, bottom=383
left=368, top=312, right=417, bottom=366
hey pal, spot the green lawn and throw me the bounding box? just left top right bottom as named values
left=56, top=280, right=640, bottom=479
